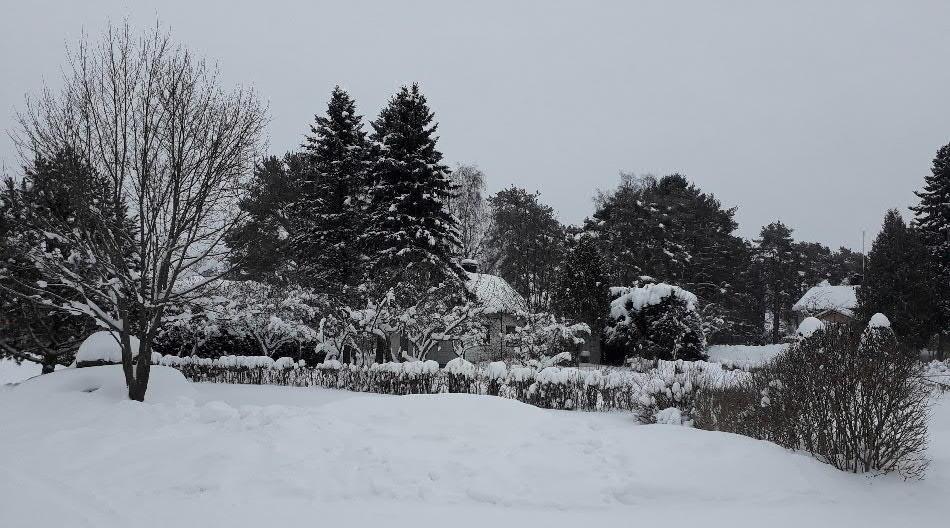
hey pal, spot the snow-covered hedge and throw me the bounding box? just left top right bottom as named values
left=157, top=353, right=750, bottom=421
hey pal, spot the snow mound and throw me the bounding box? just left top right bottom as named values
left=654, top=406, right=684, bottom=425
left=76, top=331, right=140, bottom=364
left=868, top=313, right=891, bottom=328
left=0, top=359, right=43, bottom=385
left=796, top=317, right=825, bottom=338
left=9, top=365, right=195, bottom=404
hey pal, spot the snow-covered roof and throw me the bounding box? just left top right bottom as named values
left=792, top=283, right=858, bottom=318
left=465, top=272, right=528, bottom=315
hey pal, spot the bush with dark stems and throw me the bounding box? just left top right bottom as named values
left=695, top=316, right=930, bottom=478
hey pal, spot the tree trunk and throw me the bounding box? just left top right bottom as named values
left=771, top=302, right=781, bottom=344
left=128, top=341, right=153, bottom=402
left=41, top=360, right=55, bottom=375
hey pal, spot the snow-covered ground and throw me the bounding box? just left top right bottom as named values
left=0, top=364, right=947, bottom=527
left=706, top=343, right=789, bottom=369
left=0, top=358, right=43, bottom=385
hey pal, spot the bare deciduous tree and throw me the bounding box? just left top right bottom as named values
left=447, top=164, right=490, bottom=261
left=6, top=23, right=266, bottom=400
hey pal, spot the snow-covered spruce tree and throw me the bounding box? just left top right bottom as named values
left=911, top=142, right=950, bottom=356
left=604, top=283, right=706, bottom=361
left=362, top=83, right=465, bottom=294
left=293, top=86, right=372, bottom=298
left=856, top=209, right=938, bottom=349
left=6, top=24, right=265, bottom=401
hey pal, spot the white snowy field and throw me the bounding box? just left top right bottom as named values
left=0, top=358, right=44, bottom=385
left=706, top=343, right=789, bottom=369
left=1, top=364, right=947, bottom=527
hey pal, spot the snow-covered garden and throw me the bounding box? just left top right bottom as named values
left=1, top=358, right=949, bottom=527
left=2, top=15, right=950, bottom=528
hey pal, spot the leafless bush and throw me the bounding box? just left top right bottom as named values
left=696, top=323, right=930, bottom=478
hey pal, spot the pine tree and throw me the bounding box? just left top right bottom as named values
left=590, top=173, right=761, bottom=343
left=485, top=186, right=565, bottom=312
left=363, top=83, right=463, bottom=291
left=856, top=209, right=937, bottom=349
left=0, top=148, right=109, bottom=371
left=294, top=86, right=371, bottom=298
left=911, top=142, right=950, bottom=354
left=226, top=153, right=306, bottom=282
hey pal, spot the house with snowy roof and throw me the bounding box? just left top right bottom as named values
left=428, top=260, right=529, bottom=366
left=792, top=281, right=859, bottom=325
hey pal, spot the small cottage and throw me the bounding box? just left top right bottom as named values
left=792, top=282, right=859, bottom=325
left=428, top=261, right=529, bottom=366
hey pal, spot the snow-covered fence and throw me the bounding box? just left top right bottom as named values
left=155, top=353, right=751, bottom=420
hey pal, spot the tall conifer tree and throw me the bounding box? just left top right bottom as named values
left=911, top=142, right=950, bottom=353
left=363, top=83, right=462, bottom=290
left=857, top=209, right=936, bottom=349
left=294, top=86, right=371, bottom=297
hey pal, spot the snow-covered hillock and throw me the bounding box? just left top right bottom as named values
left=75, top=331, right=141, bottom=365
left=10, top=365, right=196, bottom=404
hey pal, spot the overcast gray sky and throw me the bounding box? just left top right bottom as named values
left=2, top=0, right=949, bottom=250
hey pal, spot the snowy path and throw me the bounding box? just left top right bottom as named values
left=0, top=365, right=946, bottom=527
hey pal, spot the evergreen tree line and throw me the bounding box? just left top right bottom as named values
left=3, top=80, right=948, bottom=366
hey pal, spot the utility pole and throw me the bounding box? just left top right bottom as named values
left=861, top=230, right=866, bottom=277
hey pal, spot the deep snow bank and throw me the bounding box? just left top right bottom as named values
left=8, top=365, right=196, bottom=404
left=0, top=366, right=946, bottom=527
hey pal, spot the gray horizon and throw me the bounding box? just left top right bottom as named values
left=2, top=0, right=948, bottom=250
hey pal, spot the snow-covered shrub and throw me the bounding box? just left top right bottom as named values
left=654, top=407, right=684, bottom=425
left=444, top=357, right=476, bottom=393
left=507, top=312, right=589, bottom=364
left=605, top=283, right=706, bottom=362
left=212, top=281, right=320, bottom=358
left=699, top=319, right=930, bottom=478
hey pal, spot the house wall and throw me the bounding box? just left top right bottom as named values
left=428, top=312, right=526, bottom=366
left=817, top=311, right=853, bottom=325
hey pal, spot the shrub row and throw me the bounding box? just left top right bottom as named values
left=154, top=354, right=750, bottom=421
